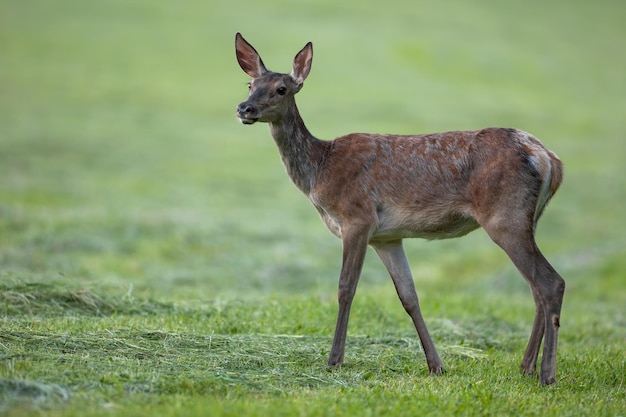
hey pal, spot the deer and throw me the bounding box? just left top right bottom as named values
left=234, top=32, right=565, bottom=385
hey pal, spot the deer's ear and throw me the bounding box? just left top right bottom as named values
left=291, top=41, right=313, bottom=87
left=235, top=33, right=268, bottom=78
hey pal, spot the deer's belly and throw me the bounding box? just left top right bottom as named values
left=313, top=201, right=480, bottom=242
left=372, top=205, right=480, bottom=241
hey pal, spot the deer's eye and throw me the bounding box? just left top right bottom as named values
left=247, top=82, right=252, bottom=90
left=277, top=86, right=287, bottom=95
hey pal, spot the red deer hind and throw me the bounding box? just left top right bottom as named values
left=234, top=32, right=565, bottom=385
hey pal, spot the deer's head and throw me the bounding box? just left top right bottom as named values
left=235, top=33, right=313, bottom=125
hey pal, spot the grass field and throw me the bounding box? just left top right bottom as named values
left=1, top=0, right=625, bottom=415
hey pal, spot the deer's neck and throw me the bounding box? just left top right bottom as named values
left=269, top=103, right=324, bottom=195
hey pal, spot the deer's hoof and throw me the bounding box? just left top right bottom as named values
left=521, top=364, right=537, bottom=377
left=540, top=375, right=557, bottom=385
left=430, top=366, right=445, bottom=376
left=327, top=356, right=344, bottom=368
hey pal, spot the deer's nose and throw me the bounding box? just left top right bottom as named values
left=237, top=102, right=255, bottom=115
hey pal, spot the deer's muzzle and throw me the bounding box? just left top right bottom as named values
left=236, top=102, right=258, bottom=124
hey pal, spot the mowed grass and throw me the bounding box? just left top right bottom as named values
left=1, top=0, right=625, bottom=416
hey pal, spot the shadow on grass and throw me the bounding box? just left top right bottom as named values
left=0, top=378, right=70, bottom=411
left=0, top=281, right=175, bottom=317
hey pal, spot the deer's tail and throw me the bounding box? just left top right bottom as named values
left=534, top=150, right=563, bottom=224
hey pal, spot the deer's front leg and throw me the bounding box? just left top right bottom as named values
left=327, top=225, right=371, bottom=367
left=372, top=240, right=444, bottom=375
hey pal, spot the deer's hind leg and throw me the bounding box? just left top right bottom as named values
left=480, top=212, right=565, bottom=385
left=521, top=289, right=545, bottom=377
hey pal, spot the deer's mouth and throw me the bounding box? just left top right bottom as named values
left=239, top=116, right=259, bottom=125
left=237, top=111, right=259, bottom=125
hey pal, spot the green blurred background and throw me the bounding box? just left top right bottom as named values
left=1, top=0, right=624, bottom=300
